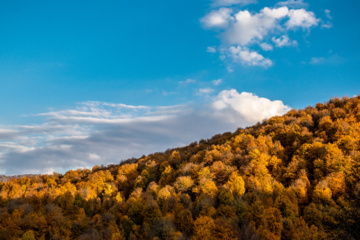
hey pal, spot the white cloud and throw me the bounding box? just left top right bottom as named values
left=227, top=66, right=234, bottom=72
left=321, top=23, right=332, bottom=29
left=310, top=57, right=324, bottom=64
left=277, top=0, right=308, bottom=8
left=262, top=7, right=290, bottom=19
left=229, top=46, right=273, bottom=67
left=322, top=9, right=333, bottom=28
left=196, top=88, right=215, bottom=95
left=212, top=0, right=257, bottom=7
left=309, top=54, right=344, bottom=65
left=215, top=7, right=291, bottom=46
left=207, top=46, right=217, bottom=53
left=201, top=5, right=321, bottom=68
left=212, top=79, right=222, bottom=85
left=324, top=9, right=332, bottom=19
left=272, top=35, right=297, bottom=47
left=0, top=90, right=290, bottom=175
left=260, top=42, right=273, bottom=51
left=201, top=8, right=234, bottom=29
left=286, top=9, right=319, bottom=29
left=224, top=7, right=289, bottom=45
left=213, top=90, right=291, bottom=123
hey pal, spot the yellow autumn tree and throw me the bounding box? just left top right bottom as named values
left=174, top=176, right=194, bottom=192
left=225, top=172, right=245, bottom=197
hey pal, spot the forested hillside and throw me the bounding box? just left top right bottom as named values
left=1, top=96, right=360, bottom=239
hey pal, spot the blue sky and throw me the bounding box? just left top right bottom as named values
left=0, top=0, right=359, bottom=174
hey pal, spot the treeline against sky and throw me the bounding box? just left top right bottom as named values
left=1, top=96, right=360, bottom=239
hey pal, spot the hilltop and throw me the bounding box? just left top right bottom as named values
left=1, top=95, right=360, bottom=239
left=0, top=175, right=39, bottom=183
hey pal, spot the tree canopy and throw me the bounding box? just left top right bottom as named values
left=1, top=95, right=360, bottom=239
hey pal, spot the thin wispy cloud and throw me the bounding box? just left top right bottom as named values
left=309, top=54, right=344, bottom=65
left=212, top=79, right=222, bottom=85
left=322, top=9, right=333, bottom=29
left=0, top=90, right=290, bottom=175
left=196, top=88, right=215, bottom=95
left=207, top=46, right=217, bottom=53
left=277, top=0, right=308, bottom=8
left=179, top=79, right=197, bottom=85
left=211, top=0, right=257, bottom=7
left=324, top=9, right=332, bottom=20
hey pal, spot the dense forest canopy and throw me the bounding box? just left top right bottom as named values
left=1, top=95, right=360, bottom=239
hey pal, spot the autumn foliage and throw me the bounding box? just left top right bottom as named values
left=1, top=95, right=360, bottom=239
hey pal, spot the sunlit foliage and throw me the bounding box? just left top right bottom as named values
left=1, top=95, right=360, bottom=239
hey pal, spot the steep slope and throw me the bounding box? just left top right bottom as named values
left=1, top=95, right=360, bottom=240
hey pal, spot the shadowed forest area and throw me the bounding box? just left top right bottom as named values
left=1, top=95, right=360, bottom=239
